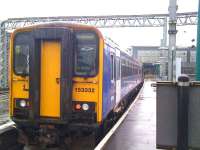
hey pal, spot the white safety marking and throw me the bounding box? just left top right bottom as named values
left=94, top=85, right=144, bottom=150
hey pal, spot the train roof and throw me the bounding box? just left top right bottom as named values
left=104, top=36, right=141, bottom=66
left=12, top=23, right=104, bottom=39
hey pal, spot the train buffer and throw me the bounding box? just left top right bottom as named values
left=100, top=80, right=158, bottom=150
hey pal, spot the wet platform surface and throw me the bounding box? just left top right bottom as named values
left=104, top=81, right=158, bottom=150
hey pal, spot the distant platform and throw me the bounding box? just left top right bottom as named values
left=103, top=81, right=160, bottom=150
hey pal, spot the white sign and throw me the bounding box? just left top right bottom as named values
left=176, top=57, right=181, bottom=81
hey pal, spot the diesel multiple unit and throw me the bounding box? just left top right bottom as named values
left=9, top=23, right=143, bottom=146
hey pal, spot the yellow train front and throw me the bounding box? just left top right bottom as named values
left=9, top=23, right=143, bottom=146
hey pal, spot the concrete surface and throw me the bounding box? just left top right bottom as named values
left=104, top=81, right=159, bottom=150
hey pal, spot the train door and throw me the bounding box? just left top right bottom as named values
left=40, top=41, right=61, bottom=117
left=116, top=49, right=121, bottom=105
left=29, top=29, right=73, bottom=120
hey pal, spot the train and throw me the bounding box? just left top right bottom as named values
left=9, top=23, right=143, bottom=147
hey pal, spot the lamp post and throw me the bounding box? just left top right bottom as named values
left=168, top=0, right=177, bottom=81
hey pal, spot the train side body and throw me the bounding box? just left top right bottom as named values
left=102, top=39, right=143, bottom=119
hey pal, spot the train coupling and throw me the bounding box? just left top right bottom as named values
left=38, top=125, right=59, bottom=145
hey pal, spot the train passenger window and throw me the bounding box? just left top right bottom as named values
left=116, top=58, right=120, bottom=80
left=75, top=32, right=98, bottom=76
left=111, top=55, right=114, bottom=80
left=114, top=56, right=116, bottom=80
left=14, top=33, right=30, bottom=76
left=121, top=58, right=125, bottom=78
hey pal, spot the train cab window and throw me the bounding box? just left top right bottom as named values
left=74, top=32, right=98, bottom=76
left=14, top=33, right=30, bottom=76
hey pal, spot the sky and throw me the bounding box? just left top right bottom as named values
left=0, top=0, right=198, bottom=48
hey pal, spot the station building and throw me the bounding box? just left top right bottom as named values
left=132, top=46, right=196, bottom=80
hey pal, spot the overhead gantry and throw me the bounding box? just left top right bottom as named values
left=0, top=12, right=198, bottom=88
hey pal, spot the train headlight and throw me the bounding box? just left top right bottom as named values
left=82, top=103, right=89, bottom=111
left=19, top=100, right=26, bottom=107
left=15, top=99, right=29, bottom=108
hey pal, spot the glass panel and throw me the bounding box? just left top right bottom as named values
left=75, top=32, right=98, bottom=76
left=14, top=44, right=29, bottom=75
left=111, top=55, right=114, bottom=80
left=116, top=58, right=120, bottom=80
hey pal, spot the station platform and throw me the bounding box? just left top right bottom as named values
left=104, top=81, right=158, bottom=150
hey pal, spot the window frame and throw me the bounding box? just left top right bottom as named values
left=110, top=54, right=114, bottom=81
left=74, top=30, right=99, bottom=77
left=13, top=30, right=100, bottom=77
left=116, top=57, right=121, bottom=80
left=13, top=32, right=30, bottom=76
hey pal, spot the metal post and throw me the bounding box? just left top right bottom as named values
left=177, top=75, right=189, bottom=150
left=163, top=17, right=168, bottom=47
left=187, top=48, right=190, bottom=63
left=196, top=0, right=200, bottom=80
left=160, top=18, right=168, bottom=79
left=168, top=0, right=177, bottom=81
